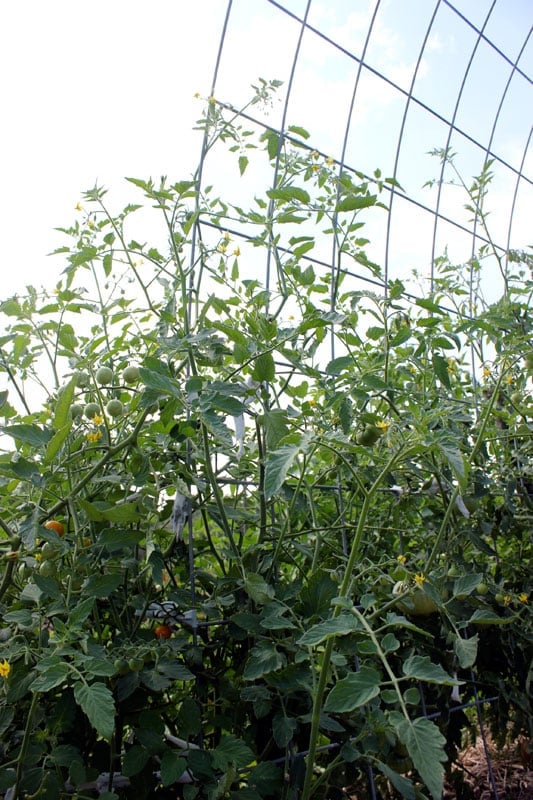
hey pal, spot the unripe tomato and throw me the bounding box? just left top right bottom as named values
left=356, top=425, right=382, bottom=446
left=44, top=520, right=65, bottom=537
left=106, top=399, right=124, bottom=418
left=393, top=581, right=438, bottom=615
left=41, top=542, right=59, bottom=560
left=70, top=403, right=84, bottom=419
left=476, top=582, right=489, bottom=596
left=96, top=366, right=114, bottom=385
left=75, top=371, right=90, bottom=388
left=114, top=658, right=130, bottom=676
left=123, top=365, right=140, bottom=384
left=128, top=656, right=145, bottom=672
left=154, top=624, right=172, bottom=640
left=84, top=402, right=101, bottom=420
left=39, top=560, right=57, bottom=578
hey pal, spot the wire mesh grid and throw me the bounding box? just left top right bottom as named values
left=179, top=2, right=532, bottom=798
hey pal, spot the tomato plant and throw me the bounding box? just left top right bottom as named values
left=0, top=86, right=530, bottom=800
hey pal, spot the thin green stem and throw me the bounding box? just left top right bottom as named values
left=13, top=692, right=40, bottom=799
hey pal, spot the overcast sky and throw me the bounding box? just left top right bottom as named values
left=1, top=0, right=531, bottom=300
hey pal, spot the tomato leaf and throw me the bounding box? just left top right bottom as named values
left=74, top=681, right=115, bottom=740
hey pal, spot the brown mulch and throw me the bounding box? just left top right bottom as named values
left=443, top=737, right=533, bottom=800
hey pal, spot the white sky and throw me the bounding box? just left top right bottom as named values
left=0, top=0, right=531, bottom=300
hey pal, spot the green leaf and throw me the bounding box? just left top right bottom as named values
left=262, top=409, right=289, bottom=449
left=100, top=503, right=141, bottom=523
left=454, top=634, right=478, bottom=669
left=297, top=614, right=360, bottom=647
left=244, top=573, right=275, bottom=604
left=123, top=745, right=150, bottom=777
left=0, top=424, right=53, bottom=447
left=402, top=655, right=459, bottom=685
left=212, top=735, right=254, bottom=771
left=33, top=574, right=62, bottom=600
left=83, top=573, right=123, bottom=598
left=252, top=352, right=275, bottom=382
left=44, top=421, right=73, bottom=464
left=325, top=356, right=352, bottom=375
left=31, top=663, right=70, bottom=692
left=272, top=712, right=297, bottom=747
left=375, top=761, right=416, bottom=800
left=97, top=528, right=144, bottom=552
left=238, top=155, right=249, bottom=175
left=468, top=609, right=512, bottom=626
left=243, top=641, right=286, bottom=680
left=264, top=441, right=301, bottom=500
left=53, top=377, right=77, bottom=430
left=267, top=186, right=310, bottom=205
left=437, top=442, right=467, bottom=486
left=247, top=762, right=283, bottom=796
left=74, top=681, right=115, bottom=740
left=393, top=716, right=446, bottom=800
left=287, top=125, right=310, bottom=139
left=324, top=666, right=381, bottom=712
left=453, top=573, right=483, bottom=598
left=160, top=752, right=187, bottom=786
left=335, top=194, right=376, bottom=212
left=432, top=353, right=451, bottom=389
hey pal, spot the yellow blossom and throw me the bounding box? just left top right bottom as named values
left=224, top=231, right=231, bottom=242
left=376, top=420, right=391, bottom=432
left=414, top=573, right=426, bottom=586
left=91, top=414, right=104, bottom=426
left=518, top=592, right=528, bottom=603
left=233, top=247, right=241, bottom=257
left=503, top=594, right=512, bottom=606
left=504, top=374, right=514, bottom=385
left=0, top=660, right=10, bottom=679
left=310, top=150, right=319, bottom=160
left=397, top=554, right=407, bottom=565
left=88, top=220, right=95, bottom=230
left=483, top=366, right=491, bottom=378
left=193, top=91, right=201, bottom=99
left=312, top=164, right=320, bottom=172
left=325, top=156, right=335, bottom=166
left=75, top=202, right=84, bottom=212
left=87, top=430, right=103, bottom=444
left=217, top=242, right=228, bottom=254
left=308, top=399, right=317, bottom=408
left=208, top=95, right=216, bottom=104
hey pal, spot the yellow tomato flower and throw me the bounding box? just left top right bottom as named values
left=376, top=420, right=391, bottom=432
left=233, top=247, right=241, bottom=257
left=310, top=150, right=319, bottom=160
left=193, top=91, right=201, bottom=99
left=87, top=430, right=103, bottom=444
left=414, top=573, right=426, bottom=586
left=208, top=95, right=216, bottom=104
left=325, top=156, right=335, bottom=166
left=91, top=414, right=104, bottom=426
left=0, top=660, right=10, bottom=679
left=518, top=592, right=528, bottom=603
left=503, top=594, right=512, bottom=606
left=75, top=202, right=84, bottom=212
left=397, top=554, right=407, bottom=565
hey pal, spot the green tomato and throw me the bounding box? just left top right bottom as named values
left=476, top=582, right=489, bottom=596
left=39, top=560, right=57, bottom=578
left=123, top=365, right=140, bottom=384
left=41, top=542, right=59, bottom=561
left=70, top=403, right=84, bottom=419
left=114, top=658, right=130, bottom=676
left=106, top=399, right=124, bottom=417
left=128, top=656, right=145, bottom=672
left=393, top=581, right=438, bottom=615
left=96, top=366, right=114, bottom=385
left=84, top=402, right=101, bottom=420
left=356, top=424, right=382, bottom=446
left=76, top=371, right=90, bottom=388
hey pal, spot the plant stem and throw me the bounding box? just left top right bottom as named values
left=13, top=691, right=39, bottom=799
left=301, top=445, right=408, bottom=800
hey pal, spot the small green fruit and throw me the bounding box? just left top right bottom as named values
left=39, top=560, right=57, bottom=578
left=106, top=399, right=124, bottom=417
left=123, top=365, right=140, bottom=384
left=70, top=403, right=84, bottom=419
left=128, top=657, right=144, bottom=672
left=96, top=366, right=114, bottom=385
left=356, top=425, right=382, bottom=446
left=476, top=582, right=489, bottom=596
left=76, top=371, right=90, bottom=388
left=41, top=542, right=59, bottom=560
left=84, top=402, right=101, bottom=420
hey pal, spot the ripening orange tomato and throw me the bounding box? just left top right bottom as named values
left=154, top=625, right=172, bottom=640
left=44, top=520, right=65, bottom=537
